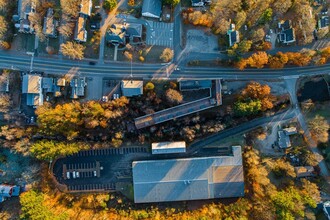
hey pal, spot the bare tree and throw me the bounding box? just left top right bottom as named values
left=60, top=41, right=85, bottom=60
left=160, top=48, right=174, bottom=62
left=58, top=21, right=74, bottom=38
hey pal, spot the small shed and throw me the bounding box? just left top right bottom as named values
left=294, top=166, right=315, bottom=178
left=121, top=80, right=143, bottom=97
left=152, top=141, right=186, bottom=154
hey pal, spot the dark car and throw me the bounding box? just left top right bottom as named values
left=89, top=61, right=97, bottom=65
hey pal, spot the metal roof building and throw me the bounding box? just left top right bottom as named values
left=132, top=146, right=244, bottom=203
left=142, top=0, right=162, bottom=19
left=179, top=80, right=212, bottom=91
left=152, top=141, right=186, bottom=154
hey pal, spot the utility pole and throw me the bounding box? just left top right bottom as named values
left=26, top=51, right=35, bottom=73
left=130, top=57, right=133, bottom=78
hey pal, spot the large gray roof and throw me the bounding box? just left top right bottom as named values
left=132, top=146, right=244, bottom=203
left=142, top=0, right=162, bottom=18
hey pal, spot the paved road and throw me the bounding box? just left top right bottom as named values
left=2, top=50, right=330, bottom=80
left=189, top=108, right=298, bottom=152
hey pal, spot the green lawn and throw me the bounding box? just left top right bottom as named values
left=11, top=34, right=35, bottom=52
left=304, top=101, right=330, bottom=122
left=116, top=182, right=134, bottom=201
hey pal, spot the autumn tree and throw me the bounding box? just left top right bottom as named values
left=0, top=41, right=10, bottom=50
left=0, top=93, right=11, bottom=112
left=247, top=51, right=269, bottom=68
left=187, top=11, right=213, bottom=27
left=269, top=52, right=289, bottom=69
left=234, top=99, right=262, bottom=116
left=272, top=159, right=296, bottom=178
left=160, top=48, right=174, bottom=62
left=30, top=140, right=88, bottom=161
left=0, top=0, right=8, bottom=11
left=235, top=58, right=248, bottom=70
left=28, top=12, right=45, bottom=42
left=237, top=40, right=253, bottom=53
left=251, top=28, right=265, bottom=43
left=308, top=115, right=329, bottom=143
left=291, top=0, right=316, bottom=45
left=20, top=190, right=67, bottom=220
left=162, top=0, right=180, bottom=6
left=213, top=18, right=231, bottom=34
left=144, top=82, right=155, bottom=91
left=103, top=0, right=117, bottom=11
left=58, top=20, right=74, bottom=38
left=60, top=0, right=80, bottom=17
left=165, top=88, right=183, bottom=104
left=271, top=186, right=317, bottom=219
left=35, top=102, right=83, bottom=139
left=0, top=16, right=7, bottom=39
left=60, top=41, right=85, bottom=60
left=235, top=11, right=247, bottom=29
left=238, top=82, right=275, bottom=112
left=259, top=8, right=272, bottom=24
left=273, top=0, right=292, bottom=16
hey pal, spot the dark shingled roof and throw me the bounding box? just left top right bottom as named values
left=132, top=146, right=244, bottom=203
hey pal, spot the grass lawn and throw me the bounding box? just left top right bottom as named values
left=304, top=101, right=330, bottom=120
left=104, top=44, right=165, bottom=63
left=38, top=38, right=60, bottom=55
left=290, top=134, right=307, bottom=148
left=181, top=0, right=191, bottom=7
left=11, top=34, right=35, bottom=52
left=116, top=182, right=134, bottom=201
left=143, top=45, right=165, bottom=63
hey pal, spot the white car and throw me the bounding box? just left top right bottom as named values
left=76, top=172, right=80, bottom=178
left=93, top=171, right=97, bottom=177
left=66, top=172, right=70, bottom=179
left=72, top=171, right=76, bottom=179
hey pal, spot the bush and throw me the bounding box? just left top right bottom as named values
left=160, top=48, right=174, bottom=62
left=165, top=88, right=183, bottom=104
left=145, top=82, right=155, bottom=90
left=103, top=0, right=117, bottom=11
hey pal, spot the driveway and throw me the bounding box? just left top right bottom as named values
left=146, top=21, right=174, bottom=48
left=285, top=77, right=330, bottom=182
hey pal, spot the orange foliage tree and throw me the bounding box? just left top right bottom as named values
left=247, top=52, right=269, bottom=68
left=241, top=82, right=275, bottom=111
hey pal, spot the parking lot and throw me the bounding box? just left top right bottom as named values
left=102, top=79, right=121, bottom=100
left=186, top=29, right=218, bottom=53
left=146, top=21, right=174, bottom=48
left=53, top=146, right=150, bottom=192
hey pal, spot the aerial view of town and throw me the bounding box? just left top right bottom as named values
left=1, top=0, right=330, bottom=219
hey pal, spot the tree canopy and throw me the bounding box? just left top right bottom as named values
left=20, top=190, right=67, bottom=220
left=165, top=88, right=183, bottom=104
left=234, top=82, right=275, bottom=116
left=103, top=0, right=117, bottom=11
left=160, top=48, right=174, bottom=62
left=30, top=141, right=88, bottom=161
left=308, top=115, right=329, bottom=143
left=35, top=98, right=129, bottom=140
left=162, top=0, right=180, bottom=6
